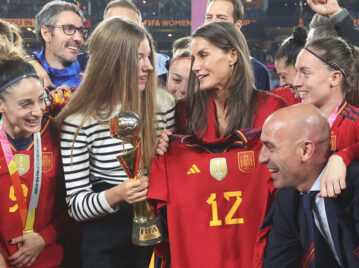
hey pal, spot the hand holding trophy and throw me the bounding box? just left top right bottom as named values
left=110, top=112, right=163, bottom=246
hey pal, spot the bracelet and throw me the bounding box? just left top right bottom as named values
left=26, top=54, right=38, bottom=64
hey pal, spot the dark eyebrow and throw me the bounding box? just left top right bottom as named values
left=196, top=48, right=208, bottom=55
left=262, top=141, right=275, bottom=149
left=298, top=66, right=311, bottom=72
left=17, top=98, right=33, bottom=104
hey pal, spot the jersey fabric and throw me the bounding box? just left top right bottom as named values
left=0, top=118, right=70, bottom=267
left=270, top=87, right=301, bottom=106
left=33, top=47, right=84, bottom=90
left=175, top=90, right=288, bottom=136
left=331, top=101, right=359, bottom=165
left=148, top=129, right=275, bottom=268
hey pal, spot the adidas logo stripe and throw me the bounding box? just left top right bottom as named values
left=187, top=164, right=200, bottom=174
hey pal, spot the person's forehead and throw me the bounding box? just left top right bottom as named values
left=106, top=6, right=140, bottom=23
left=170, top=59, right=191, bottom=73
left=55, top=10, right=83, bottom=25
left=263, top=118, right=289, bottom=139
left=296, top=49, right=321, bottom=69
left=207, top=1, right=234, bottom=15
left=139, top=38, right=151, bottom=53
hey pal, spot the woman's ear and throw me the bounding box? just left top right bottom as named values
left=228, top=48, right=238, bottom=66
left=0, top=100, right=4, bottom=113
left=330, top=70, right=343, bottom=87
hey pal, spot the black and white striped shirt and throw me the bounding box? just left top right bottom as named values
left=61, top=89, right=176, bottom=222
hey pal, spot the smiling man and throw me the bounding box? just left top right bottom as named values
left=259, top=104, right=359, bottom=268
left=33, top=1, right=86, bottom=90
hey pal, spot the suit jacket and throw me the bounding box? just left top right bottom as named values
left=263, top=161, right=359, bottom=268
left=251, top=57, right=270, bottom=91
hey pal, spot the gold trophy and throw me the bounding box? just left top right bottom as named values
left=109, top=112, right=163, bottom=246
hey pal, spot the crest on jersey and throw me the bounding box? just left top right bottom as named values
left=331, top=134, right=336, bottom=151
left=210, top=158, right=227, bottom=181
left=42, top=152, right=53, bottom=173
left=14, top=154, right=30, bottom=176
left=238, top=151, right=255, bottom=173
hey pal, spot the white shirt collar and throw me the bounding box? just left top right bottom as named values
left=309, top=168, right=325, bottom=192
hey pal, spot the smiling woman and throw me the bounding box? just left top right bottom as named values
left=148, top=22, right=289, bottom=268
left=0, top=38, right=74, bottom=267
left=166, top=50, right=191, bottom=100
left=185, top=22, right=287, bottom=137
left=0, top=78, right=44, bottom=139
left=56, top=17, right=165, bottom=267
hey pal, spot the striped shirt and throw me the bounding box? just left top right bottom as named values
left=61, top=89, right=176, bottom=222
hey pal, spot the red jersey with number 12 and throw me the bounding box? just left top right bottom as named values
left=149, top=129, right=274, bottom=268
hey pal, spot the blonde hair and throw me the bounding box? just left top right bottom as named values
left=57, top=17, right=157, bottom=170
left=0, top=37, right=37, bottom=99
left=0, top=20, right=25, bottom=53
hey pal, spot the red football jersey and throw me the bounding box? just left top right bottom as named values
left=0, top=118, right=70, bottom=267
left=175, top=90, right=288, bottom=136
left=331, top=101, right=359, bottom=165
left=270, top=87, right=301, bottom=106
left=149, top=129, right=275, bottom=268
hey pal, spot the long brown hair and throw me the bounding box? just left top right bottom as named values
left=186, top=22, right=257, bottom=136
left=56, top=17, right=157, bottom=170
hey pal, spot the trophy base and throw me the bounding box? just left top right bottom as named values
left=132, top=216, right=164, bottom=246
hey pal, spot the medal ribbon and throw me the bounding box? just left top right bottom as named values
left=24, top=132, right=42, bottom=233
left=0, top=123, right=42, bottom=232
left=327, top=101, right=342, bottom=128
left=0, top=123, right=27, bottom=226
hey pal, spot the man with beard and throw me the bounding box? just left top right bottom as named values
left=32, top=1, right=86, bottom=97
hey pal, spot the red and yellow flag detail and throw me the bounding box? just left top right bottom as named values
left=237, top=151, right=255, bottom=173
left=42, top=152, right=53, bottom=173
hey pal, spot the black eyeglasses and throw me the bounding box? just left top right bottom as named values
left=46, top=24, right=88, bottom=38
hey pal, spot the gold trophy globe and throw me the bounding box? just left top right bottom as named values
left=109, top=112, right=163, bottom=246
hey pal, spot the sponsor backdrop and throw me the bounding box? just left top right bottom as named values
left=191, top=0, right=207, bottom=32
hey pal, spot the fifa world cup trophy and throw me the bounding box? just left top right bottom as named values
left=109, top=112, right=163, bottom=246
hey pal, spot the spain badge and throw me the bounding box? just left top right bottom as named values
left=238, top=151, right=255, bottom=173
left=42, top=152, right=53, bottom=173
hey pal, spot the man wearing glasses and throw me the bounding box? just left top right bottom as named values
left=32, top=0, right=86, bottom=98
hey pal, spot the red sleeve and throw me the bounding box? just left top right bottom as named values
left=39, top=208, right=71, bottom=246
left=252, top=91, right=289, bottom=128
left=148, top=155, right=169, bottom=211
left=334, top=143, right=359, bottom=166
left=333, top=119, right=359, bottom=166
left=270, top=87, right=301, bottom=106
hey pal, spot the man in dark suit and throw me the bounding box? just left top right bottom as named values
left=259, top=104, right=359, bottom=268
